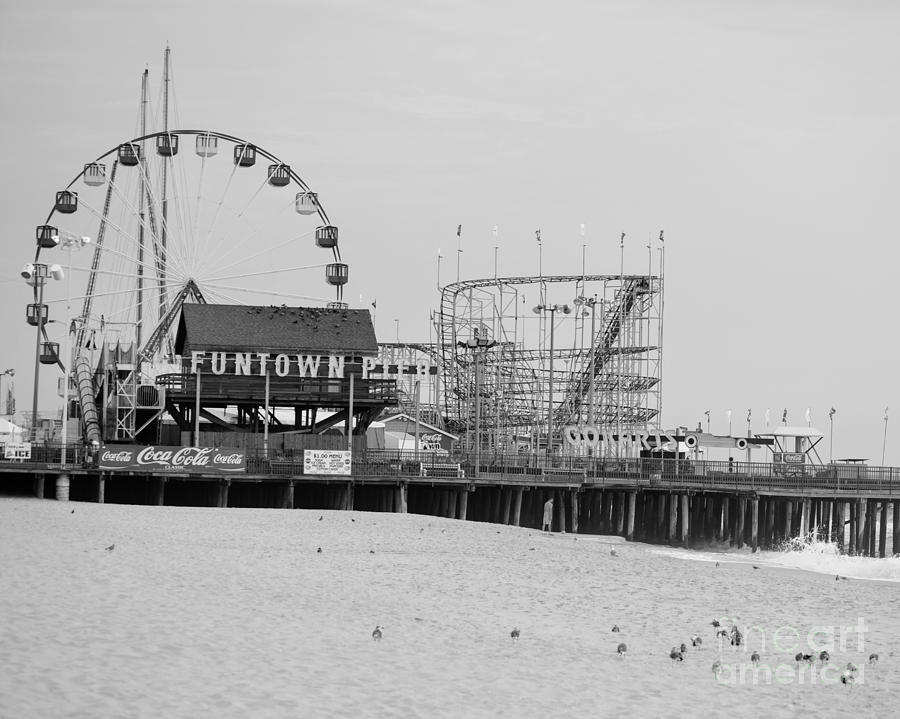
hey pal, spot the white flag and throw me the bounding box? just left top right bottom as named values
left=805, top=407, right=811, bottom=425
left=764, top=408, right=770, bottom=427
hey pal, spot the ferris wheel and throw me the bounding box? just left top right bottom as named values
left=26, top=129, right=349, bottom=375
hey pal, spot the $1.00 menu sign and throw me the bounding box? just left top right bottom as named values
left=304, top=449, right=352, bottom=475
left=99, top=446, right=246, bottom=473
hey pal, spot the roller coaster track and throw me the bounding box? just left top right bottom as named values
left=438, top=274, right=661, bottom=434
left=555, top=277, right=660, bottom=427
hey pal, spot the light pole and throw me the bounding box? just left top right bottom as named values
left=59, top=234, right=91, bottom=467
left=828, top=407, right=836, bottom=463
left=882, top=406, right=889, bottom=466
left=458, top=338, right=497, bottom=477
left=533, top=303, right=571, bottom=456
left=573, top=295, right=599, bottom=426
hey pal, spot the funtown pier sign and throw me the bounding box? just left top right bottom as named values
left=188, top=351, right=436, bottom=380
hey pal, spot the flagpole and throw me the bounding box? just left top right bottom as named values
left=882, top=407, right=889, bottom=466
left=456, top=225, right=462, bottom=283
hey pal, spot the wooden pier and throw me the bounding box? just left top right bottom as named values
left=3, top=453, right=899, bottom=557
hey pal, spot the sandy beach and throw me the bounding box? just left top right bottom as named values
left=1, top=496, right=898, bottom=718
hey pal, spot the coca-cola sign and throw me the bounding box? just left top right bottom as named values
left=99, top=446, right=246, bottom=473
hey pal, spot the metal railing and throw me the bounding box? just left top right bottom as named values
left=2, top=445, right=898, bottom=494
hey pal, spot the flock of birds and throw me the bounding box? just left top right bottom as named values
left=369, top=617, right=881, bottom=689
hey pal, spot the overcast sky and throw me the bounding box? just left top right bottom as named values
left=1, top=0, right=898, bottom=462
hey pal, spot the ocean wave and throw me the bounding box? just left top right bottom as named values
left=648, top=534, right=900, bottom=583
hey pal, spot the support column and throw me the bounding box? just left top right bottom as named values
left=217, top=480, right=230, bottom=508
left=571, top=491, right=580, bottom=535
left=55, top=473, right=70, bottom=502
left=97, top=475, right=105, bottom=504
left=626, top=492, right=636, bottom=541
left=679, top=494, right=690, bottom=545
left=667, top=494, right=677, bottom=544
left=764, top=497, right=775, bottom=549
left=735, top=497, right=746, bottom=549
left=849, top=501, right=858, bottom=555
left=800, top=499, right=810, bottom=538
left=501, top=488, right=512, bottom=525
left=512, top=488, right=523, bottom=527
left=724, top=496, right=733, bottom=542
left=398, top=483, right=408, bottom=514
left=867, top=501, right=877, bottom=557
left=831, top=501, right=842, bottom=545
left=459, top=487, right=469, bottom=521
left=556, top=490, right=567, bottom=533
left=612, top=493, right=623, bottom=536
left=856, top=499, right=867, bottom=556
left=714, top=496, right=724, bottom=541
left=893, top=501, right=900, bottom=557
left=750, top=498, right=759, bottom=552
left=33, top=474, right=45, bottom=499
left=656, top=493, right=666, bottom=541
left=151, top=477, right=166, bottom=506
left=879, top=501, right=888, bottom=558
left=283, top=481, right=294, bottom=509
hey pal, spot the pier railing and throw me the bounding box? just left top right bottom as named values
left=3, top=444, right=899, bottom=495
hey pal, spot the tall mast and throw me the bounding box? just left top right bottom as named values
left=136, top=67, right=148, bottom=368
left=160, top=44, right=170, bottom=325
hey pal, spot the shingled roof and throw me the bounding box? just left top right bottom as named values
left=174, top=304, right=378, bottom=355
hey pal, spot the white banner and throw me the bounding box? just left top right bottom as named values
left=4, top=442, right=32, bottom=460
left=303, top=449, right=352, bottom=476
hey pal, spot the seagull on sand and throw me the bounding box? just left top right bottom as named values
left=680, top=643, right=688, bottom=654
left=611, top=625, right=620, bottom=633
left=610, top=548, right=618, bottom=557
left=317, top=547, right=322, bottom=553
left=105, top=544, right=115, bottom=552
left=846, top=661, right=858, bottom=673
left=691, top=634, right=702, bottom=647
left=819, top=650, right=830, bottom=663
left=711, top=619, right=720, bottom=629
left=372, top=626, right=383, bottom=641
left=840, top=670, right=855, bottom=687
left=670, top=647, right=684, bottom=662
left=751, top=651, right=760, bottom=665
left=869, top=653, right=879, bottom=666
left=712, top=660, right=722, bottom=676
left=617, top=643, right=627, bottom=656
left=510, top=628, right=520, bottom=640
